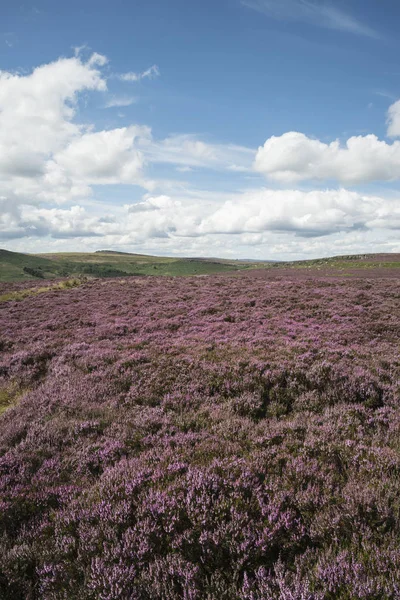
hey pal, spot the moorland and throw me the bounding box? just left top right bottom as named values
left=0, top=251, right=399, bottom=598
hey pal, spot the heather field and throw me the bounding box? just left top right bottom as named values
left=0, top=271, right=399, bottom=599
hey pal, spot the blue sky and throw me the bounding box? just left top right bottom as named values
left=1, top=0, right=400, bottom=259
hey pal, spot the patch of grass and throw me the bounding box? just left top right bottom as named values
left=0, top=249, right=58, bottom=281
left=0, top=278, right=84, bottom=303
left=0, top=384, right=26, bottom=416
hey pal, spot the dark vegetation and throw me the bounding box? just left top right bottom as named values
left=0, top=269, right=399, bottom=598
left=22, top=266, right=46, bottom=279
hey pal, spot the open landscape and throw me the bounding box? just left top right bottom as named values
left=2, top=1, right=400, bottom=597
left=0, top=249, right=268, bottom=282
left=0, top=257, right=399, bottom=598
left=1, top=248, right=400, bottom=283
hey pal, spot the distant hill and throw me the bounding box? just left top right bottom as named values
left=0, top=249, right=270, bottom=282
left=0, top=248, right=399, bottom=282
left=95, top=250, right=151, bottom=257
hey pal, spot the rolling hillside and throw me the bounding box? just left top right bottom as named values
left=0, top=249, right=265, bottom=281
left=0, top=250, right=63, bottom=282
left=1, top=248, right=399, bottom=282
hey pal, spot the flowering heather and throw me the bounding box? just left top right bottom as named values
left=0, top=273, right=399, bottom=599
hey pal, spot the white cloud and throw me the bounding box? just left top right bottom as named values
left=387, top=100, right=400, bottom=137
left=1, top=51, right=400, bottom=259
left=0, top=204, right=86, bottom=240
left=0, top=50, right=254, bottom=227
left=242, top=0, right=378, bottom=38
left=104, top=96, right=137, bottom=108
left=87, top=52, right=108, bottom=67
left=0, top=52, right=157, bottom=212
left=3, top=187, right=399, bottom=250
left=0, top=53, right=107, bottom=179
left=0, top=51, right=253, bottom=221
left=254, top=131, right=400, bottom=184
left=54, top=126, right=150, bottom=185
left=198, top=187, right=400, bottom=237
left=0, top=52, right=111, bottom=210
left=119, top=65, right=160, bottom=82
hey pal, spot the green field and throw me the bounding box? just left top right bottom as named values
left=1, top=248, right=399, bottom=283
left=0, top=249, right=268, bottom=282
left=0, top=250, right=60, bottom=282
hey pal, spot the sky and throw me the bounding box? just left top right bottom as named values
left=1, top=0, right=400, bottom=260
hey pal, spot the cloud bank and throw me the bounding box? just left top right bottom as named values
left=3, top=188, right=399, bottom=253
left=0, top=51, right=399, bottom=259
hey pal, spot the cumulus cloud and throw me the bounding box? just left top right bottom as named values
left=254, top=132, right=400, bottom=183
left=1, top=50, right=400, bottom=259
left=0, top=52, right=157, bottom=215
left=3, top=187, right=399, bottom=246
left=54, top=126, right=150, bottom=185
left=198, top=188, right=400, bottom=237
left=119, top=65, right=160, bottom=82
left=0, top=52, right=109, bottom=207
left=0, top=54, right=107, bottom=181
left=0, top=204, right=98, bottom=241
left=0, top=50, right=253, bottom=224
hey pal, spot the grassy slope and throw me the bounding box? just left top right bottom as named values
left=1, top=249, right=400, bottom=282
left=0, top=249, right=263, bottom=281
left=37, top=252, right=261, bottom=277
left=0, top=278, right=84, bottom=303
left=0, top=249, right=60, bottom=282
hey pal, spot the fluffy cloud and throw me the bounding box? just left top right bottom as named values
left=0, top=51, right=251, bottom=220
left=3, top=187, right=399, bottom=248
left=255, top=97, right=400, bottom=183
left=0, top=53, right=157, bottom=214
left=1, top=204, right=123, bottom=241
left=254, top=132, right=400, bottom=183
left=54, top=126, right=150, bottom=185
left=0, top=54, right=106, bottom=181
left=197, top=188, right=400, bottom=237
left=1, top=51, right=400, bottom=259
